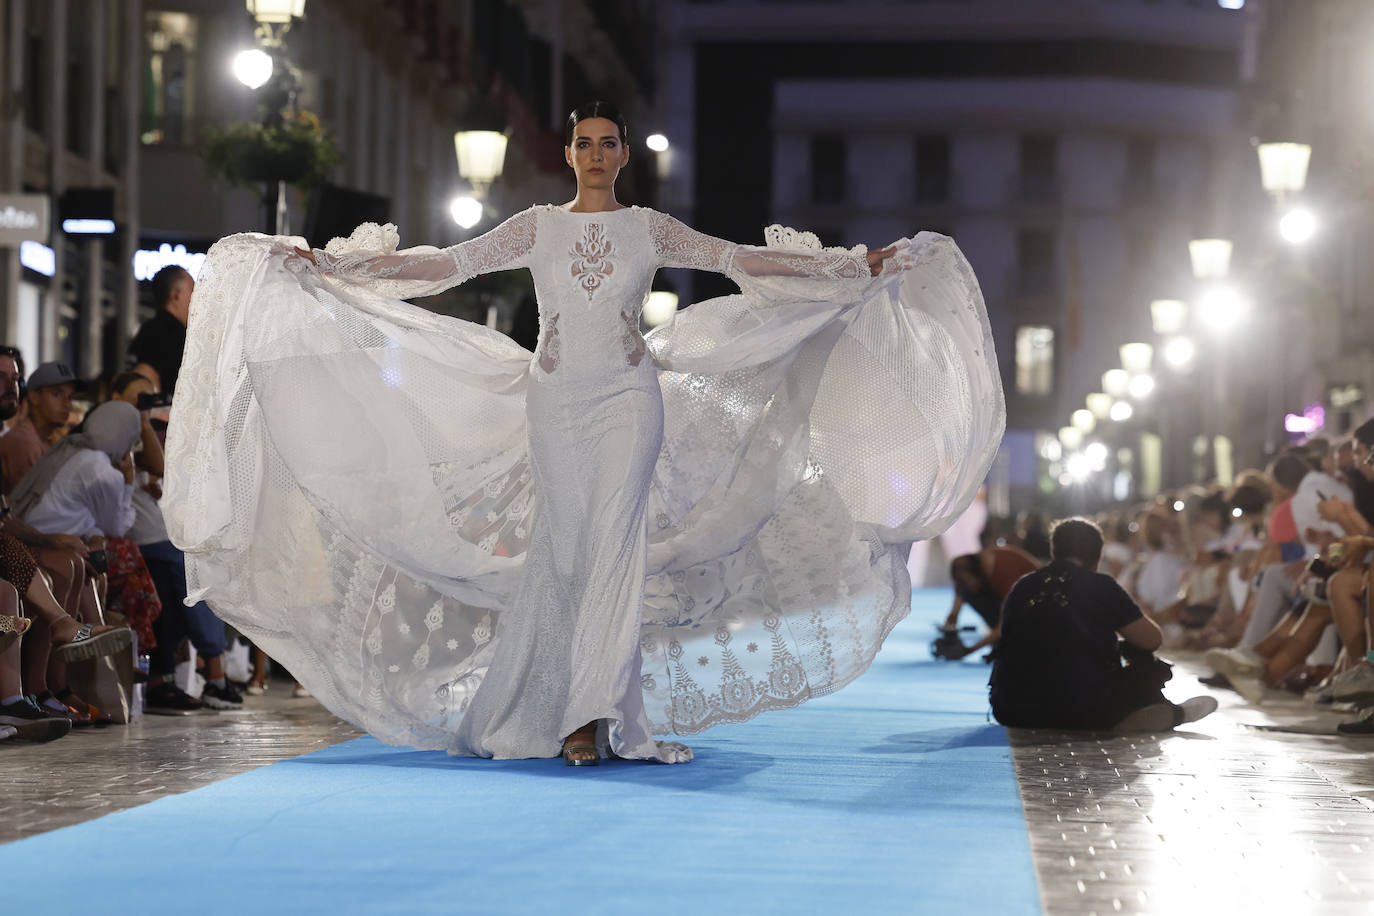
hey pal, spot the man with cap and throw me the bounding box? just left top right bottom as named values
left=0, top=362, right=79, bottom=495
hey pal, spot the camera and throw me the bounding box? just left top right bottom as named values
left=87, top=549, right=108, bottom=575
left=136, top=392, right=172, bottom=411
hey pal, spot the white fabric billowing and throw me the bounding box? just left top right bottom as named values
left=162, top=205, right=1004, bottom=761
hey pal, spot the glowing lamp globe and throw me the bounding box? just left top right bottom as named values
left=1103, top=369, right=1130, bottom=399
left=232, top=48, right=273, bottom=89
left=1072, top=409, right=1096, bottom=434
left=1059, top=426, right=1084, bottom=451
left=449, top=196, right=483, bottom=230
left=1151, top=299, right=1189, bottom=335
left=643, top=291, right=679, bottom=328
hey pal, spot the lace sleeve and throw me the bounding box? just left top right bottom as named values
left=648, top=211, right=871, bottom=301
left=312, top=208, right=538, bottom=299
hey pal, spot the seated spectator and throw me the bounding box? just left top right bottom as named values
left=0, top=361, right=77, bottom=493
left=990, top=517, right=1217, bottom=732
left=1133, top=509, right=1186, bottom=617
left=939, top=544, right=1040, bottom=659
left=0, top=588, right=72, bottom=742
left=108, top=371, right=242, bottom=712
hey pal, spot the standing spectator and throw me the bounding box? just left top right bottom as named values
left=109, top=371, right=241, bottom=711
left=0, top=362, right=78, bottom=494
left=129, top=265, right=193, bottom=396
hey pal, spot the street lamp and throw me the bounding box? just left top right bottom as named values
left=1257, top=141, right=1311, bottom=202
left=1059, top=426, right=1084, bottom=451
left=1102, top=369, right=1130, bottom=399
left=1109, top=400, right=1134, bottom=422
left=454, top=95, right=509, bottom=198
left=1086, top=392, right=1113, bottom=421
left=1120, top=342, right=1153, bottom=375
left=645, top=133, right=670, bottom=153
left=1188, top=239, right=1232, bottom=281
left=245, top=0, right=305, bottom=45
left=1072, top=409, right=1096, bottom=435
left=1197, top=284, right=1249, bottom=332
left=1128, top=373, right=1156, bottom=399
left=1162, top=336, right=1196, bottom=369
left=1151, top=299, right=1189, bottom=335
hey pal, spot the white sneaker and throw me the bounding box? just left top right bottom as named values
left=1331, top=663, right=1374, bottom=703
left=0, top=724, right=16, bottom=741
left=1204, top=646, right=1263, bottom=679
left=1229, top=675, right=1268, bottom=706
left=293, top=685, right=311, bottom=698
left=1178, top=695, right=1218, bottom=724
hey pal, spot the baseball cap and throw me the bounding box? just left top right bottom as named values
left=28, top=361, right=83, bottom=392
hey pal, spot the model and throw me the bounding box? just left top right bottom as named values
left=162, top=102, right=1005, bottom=765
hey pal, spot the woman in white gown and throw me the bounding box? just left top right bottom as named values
left=162, top=102, right=1005, bottom=765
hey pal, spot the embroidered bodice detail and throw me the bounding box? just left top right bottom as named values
left=570, top=222, right=616, bottom=301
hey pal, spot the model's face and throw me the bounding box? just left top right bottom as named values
left=0, top=357, right=19, bottom=421
left=30, top=383, right=74, bottom=427
left=564, top=118, right=628, bottom=190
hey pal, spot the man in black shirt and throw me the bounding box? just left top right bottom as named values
left=990, top=517, right=1218, bottom=732
left=129, top=265, right=193, bottom=396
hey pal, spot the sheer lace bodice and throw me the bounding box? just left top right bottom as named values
left=312, top=206, right=874, bottom=376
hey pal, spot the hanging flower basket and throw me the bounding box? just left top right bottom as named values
left=199, top=110, right=342, bottom=191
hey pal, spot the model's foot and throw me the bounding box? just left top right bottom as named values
left=561, top=723, right=599, bottom=766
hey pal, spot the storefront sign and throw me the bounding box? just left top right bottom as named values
left=0, top=194, right=50, bottom=245
left=133, top=243, right=208, bottom=281
left=19, top=240, right=55, bottom=277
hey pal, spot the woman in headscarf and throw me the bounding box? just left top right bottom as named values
left=14, top=400, right=157, bottom=650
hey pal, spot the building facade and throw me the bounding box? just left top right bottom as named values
left=0, top=0, right=655, bottom=381
left=658, top=0, right=1248, bottom=511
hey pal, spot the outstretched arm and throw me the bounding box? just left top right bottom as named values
left=648, top=211, right=896, bottom=283
left=302, top=208, right=538, bottom=299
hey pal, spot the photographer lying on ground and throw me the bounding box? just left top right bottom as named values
left=990, top=517, right=1217, bottom=733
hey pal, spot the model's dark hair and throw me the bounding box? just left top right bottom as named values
left=151, top=264, right=190, bottom=309
left=1050, top=517, right=1104, bottom=567
left=564, top=101, right=629, bottom=147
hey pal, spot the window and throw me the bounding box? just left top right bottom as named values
left=810, top=136, right=846, bottom=204
left=914, top=134, right=950, bottom=203
left=1016, top=228, right=1056, bottom=296
left=1019, top=134, right=1057, bottom=203
left=142, top=12, right=198, bottom=146
left=1015, top=326, right=1054, bottom=396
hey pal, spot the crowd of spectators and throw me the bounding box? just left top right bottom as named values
left=0, top=265, right=301, bottom=744
left=949, top=425, right=1374, bottom=736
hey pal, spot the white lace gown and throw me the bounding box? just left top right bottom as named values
left=162, top=205, right=1004, bottom=762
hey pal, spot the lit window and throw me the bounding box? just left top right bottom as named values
left=142, top=12, right=199, bottom=146
left=1015, top=325, right=1054, bottom=396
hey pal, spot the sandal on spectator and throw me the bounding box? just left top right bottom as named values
left=55, top=687, right=115, bottom=727
left=0, top=614, right=30, bottom=653
left=51, top=622, right=132, bottom=663
left=34, top=690, right=93, bottom=727
left=0, top=696, right=72, bottom=742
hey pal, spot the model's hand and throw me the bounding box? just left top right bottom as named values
left=867, top=245, right=899, bottom=276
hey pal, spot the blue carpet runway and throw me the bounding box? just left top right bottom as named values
left=8, top=590, right=1039, bottom=914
